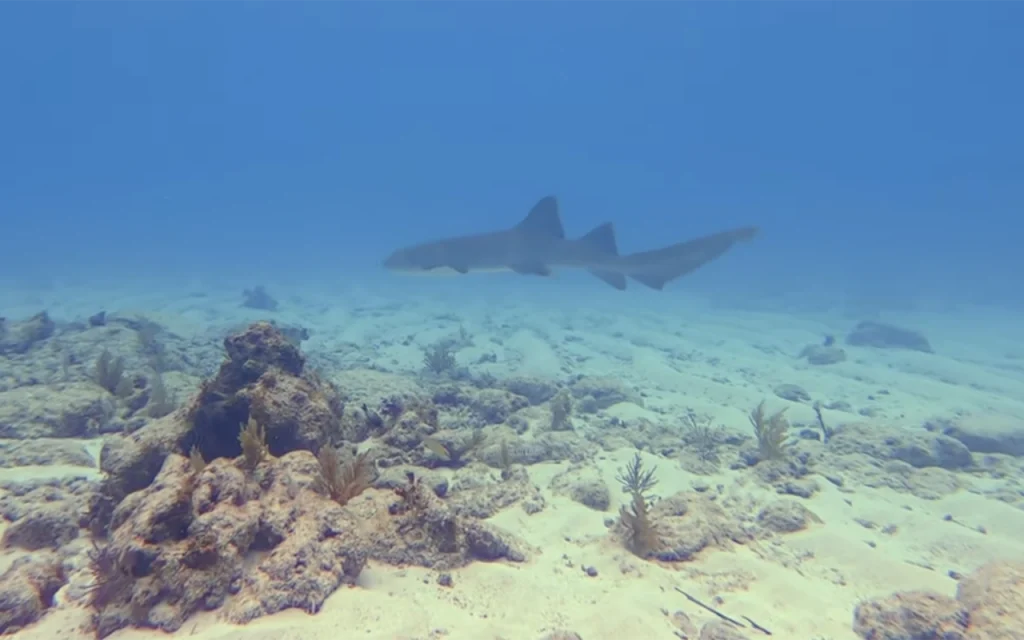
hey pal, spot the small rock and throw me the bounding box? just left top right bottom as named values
left=846, top=321, right=933, bottom=353
left=538, top=632, right=583, bottom=640
left=1, top=505, right=80, bottom=550
left=798, top=344, right=847, bottom=365
left=0, top=552, right=67, bottom=634
left=940, top=414, right=1024, bottom=456
left=550, top=468, right=610, bottom=511
left=699, top=620, right=748, bottom=639
left=853, top=590, right=966, bottom=639
left=773, top=384, right=810, bottom=403
left=757, top=499, right=822, bottom=533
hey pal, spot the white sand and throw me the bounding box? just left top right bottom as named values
left=4, top=281, right=1024, bottom=640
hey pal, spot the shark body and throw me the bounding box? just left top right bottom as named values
left=382, top=196, right=757, bottom=290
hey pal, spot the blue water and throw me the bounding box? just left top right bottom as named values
left=1, top=2, right=1022, bottom=302
left=4, top=6, right=1024, bottom=639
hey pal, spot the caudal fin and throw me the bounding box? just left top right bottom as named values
left=626, top=226, right=760, bottom=291
left=515, top=196, right=565, bottom=239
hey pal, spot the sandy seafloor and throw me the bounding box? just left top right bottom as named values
left=2, top=274, right=1024, bottom=640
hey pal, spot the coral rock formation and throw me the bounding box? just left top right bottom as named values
left=852, top=561, right=1024, bottom=640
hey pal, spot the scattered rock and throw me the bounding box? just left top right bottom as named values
left=550, top=466, right=610, bottom=511
left=570, top=376, right=641, bottom=412
left=241, top=285, right=278, bottom=311
left=0, top=382, right=116, bottom=439
left=773, top=383, right=811, bottom=403
left=465, top=388, right=530, bottom=424
left=939, top=414, right=1024, bottom=457
left=757, top=499, right=821, bottom=533
left=0, top=311, right=55, bottom=355
left=829, top=422, right=972, bottom=470
left=905, top=466, right=963, bottom=500
left=501, top=376, right=560, bottom=405
left=1, top=504, right=80, bottom=550
left=448, top=465, right=546, bottom=517
left=0, top=551, right=67, bottom=634
left=0, top=438, right=96, bottom=468
left=798, top=344, right=847, bottom=365
left=852, top=561, right=1024, bottom=639
left=853, top=590, right=966, bottom=639
left=700, top=620, right=750, bottom=639
left=846, top=321, right=933, bottom=353
left=956, top=561, right=1024, bottom=638
left=538, top=632, right=583, bottom=640
left=618, top=491, right=755, bottom=562
left=669, top=610, right=698, bottom=637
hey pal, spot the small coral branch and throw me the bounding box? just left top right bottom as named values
left=681, top=409, right=726, bottom=463
left=94, top=349, right=131, bottom=397
left=238, top=418, right=269, bottom=469
left=615, top=451, right=658, bottom=497
left=748, top=400, right=791, bottom=461
left=619, top=490, right=660, bottom=557
left=422, top=339, right=457, bottom=376
left=549, top=389, right=573, bottom=430
left=615, top=452, right=661, bottom=558
left=315, top=447, right=374, bottom=506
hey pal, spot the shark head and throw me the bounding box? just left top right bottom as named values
left=382, top=243, right=436, bottom=273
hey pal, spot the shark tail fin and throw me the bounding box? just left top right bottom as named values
left=628, top=272, right=670, bottom=290
left=516, top=196, right=565, bottom=239
left=628, top=225, right=761, bottom=291
left=578, top=222, right=626, bottom=289
left=732, top=226, right=760, bottom=243
left=589, top=270, right=627, bottom=290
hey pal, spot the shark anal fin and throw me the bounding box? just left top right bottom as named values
left=629, top=273, right=668, bottom=290
left=511, top=263, right=551, bottom=276
left=516, top=196, right=565, bottom=239
left=589, top=269, right=627, bottom=290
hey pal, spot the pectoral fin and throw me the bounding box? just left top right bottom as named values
left=629, top=273, right=669, bottom=290
left=588, top=270, right=627, bottom=290
left=511, top=263, right=552, bottom=276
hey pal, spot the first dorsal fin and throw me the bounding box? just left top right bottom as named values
left=515, top=196, right=564, bottom=239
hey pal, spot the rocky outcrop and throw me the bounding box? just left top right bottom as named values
left=616, top=491, right=756, bottom=562
left=939, top=413, right=1024, bottom=457
left=0, top=312, right=55, bottom=355
left=83, top=451, right=526, bottom=637
left=852, top=561, right=1024, bottom=639
left=0, top=551, right=66, bottom=634
left=0, top=383, right=115, bottom=439
left=829, top=422, right=973, bottom=470
left=91, top=321, right=345, bottom=533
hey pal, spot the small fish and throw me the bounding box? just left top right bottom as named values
left=422, top=436, right=451, bottom=460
